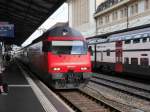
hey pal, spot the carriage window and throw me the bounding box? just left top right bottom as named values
left=140, top=58, right=149, bottom=66
left=125, top=40, right=131, bottom=44
left=142, top=38, right=147, bottom=43
left=131, top=58, right=138, bottom=65
left=106, top=49, right=110, bottom=56
left=133, top=38, right=140, bottom=43
left=124, top=57, right=129, bottom=64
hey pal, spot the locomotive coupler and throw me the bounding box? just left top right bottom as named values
left=66, top=72, right=81, bottom=86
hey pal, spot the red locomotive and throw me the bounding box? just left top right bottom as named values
left=19, top=24, right=91, bottom=89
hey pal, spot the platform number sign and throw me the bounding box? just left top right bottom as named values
left=0, top=24, right=14, bottom=38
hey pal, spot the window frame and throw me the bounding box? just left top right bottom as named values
left=105, top=15, right=110, bottom=23
left=125, top=40, right=131, bottom=44
left=133, top=38, right=140, bottom=44
left=142, top=38, right=147, bottom=43
left=131, top=58, right=138, bottom=65
left=130, top=2, right=138, bottom=15
left=145, top=0, right=150, bottom=10
left=112, top=10, right=118, bottom=20
left=106, top=49, right=111, bottom=56
left=124, top=57, right=129, bottom=64
left=140, top=58, right=149, bottom=67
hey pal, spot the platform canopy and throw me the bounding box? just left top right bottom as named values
left=0, top=0, right=66, bottom=45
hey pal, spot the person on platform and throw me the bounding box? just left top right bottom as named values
left=0, top=54, right=8, bottom=95
left=0, top=73, right=8, bottom=95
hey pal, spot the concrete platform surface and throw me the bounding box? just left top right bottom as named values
left=0, top=62, right=45, bottom=112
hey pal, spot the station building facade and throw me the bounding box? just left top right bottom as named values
left=68, top=0, right=105, bottom=37
left=95, top=0, right=150, bottom=35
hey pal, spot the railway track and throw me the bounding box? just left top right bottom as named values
left=91, top=73, right=150, bottom=101
left=19, top=60, right=149, bottom=111
left=57, top=89, right=120, bottom=112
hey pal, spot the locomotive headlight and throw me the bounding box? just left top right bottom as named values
left=53, top=67, right=61, bottom=71
left=81, top=67, right=88, bottom=70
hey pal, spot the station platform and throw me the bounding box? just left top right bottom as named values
left=0, top=62, right=46, bottom=112
left=0, top=61, right=73, bottom=112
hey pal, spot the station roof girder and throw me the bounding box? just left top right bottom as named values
left=0, top=0, right=66, bottom=45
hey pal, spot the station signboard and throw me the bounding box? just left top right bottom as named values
left=0, top=24, right=14, bottom=38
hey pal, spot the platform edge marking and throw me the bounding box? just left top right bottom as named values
left=9, top=85, right=31, bottom=87
left=39, top=81, right=75, bottom=112
left=17, top=64, right=58, bottom=112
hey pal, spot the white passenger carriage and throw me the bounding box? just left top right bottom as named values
left=87, top=27, right=150, bottom=76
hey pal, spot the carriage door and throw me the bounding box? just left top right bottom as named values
left=115, top=41, right=123, bottom=72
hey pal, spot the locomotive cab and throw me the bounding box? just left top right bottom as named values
left=42, top=25, right=92, bottom=89
left=20, top=25, right=92, bottom=89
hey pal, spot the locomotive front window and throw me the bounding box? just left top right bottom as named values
left=51, top=40, right=87, bottom=54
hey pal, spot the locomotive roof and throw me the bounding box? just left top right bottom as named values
left=31, top=25, right=83, bottom=44
left=46, top=25, right=82, bottom=37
